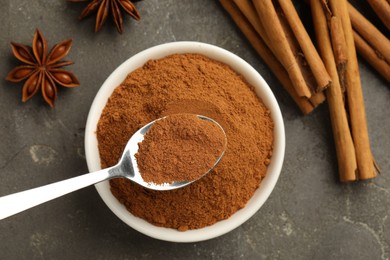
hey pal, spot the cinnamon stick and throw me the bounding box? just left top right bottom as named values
left=278, top=0, right=332, bottom=92
left=233, top=0, right=270, bottom=44
left=329, top=0, right=378, bottom=180
left=329, top=17, right=348, bottom=67
left=275, top=7, right=321, bottom=96
left=317, top=0, right=348, bottom=91
left=353, top=30, right=390, bottom=82
left=366, top=0, right=390, bottom=31
left=233, top=0, right=325, bottom=110
left=348, top=3, right=390, bottom=65
left=219, top=0, right=315, bottom=114
left=308, top=91, right=326, bottom=107
left=310, top=0, right=358, bottom=181
left=252, top=0, right=312, bottom=98
left=329, top=16, right=348, bottom=90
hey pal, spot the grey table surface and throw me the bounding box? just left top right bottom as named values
left=0, top=0, right=389, bottom=259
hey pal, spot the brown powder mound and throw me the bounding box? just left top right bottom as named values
left=96, top=53, right=274, bottom=231
left=135, top=113, right=226, bottom=184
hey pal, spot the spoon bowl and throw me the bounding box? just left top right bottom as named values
left=111, top=114, right=226, bottom=191
left=0, top=115, right=226, bottom=220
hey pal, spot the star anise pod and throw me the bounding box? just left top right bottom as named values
left=5, top=29, right=79, bottom=108
left=69, top=0, right=141, bottom=33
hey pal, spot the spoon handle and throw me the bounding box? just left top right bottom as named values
left=0, top=168, right=111, bottom=220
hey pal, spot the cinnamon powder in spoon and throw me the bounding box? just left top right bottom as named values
left=96, top=53, right=274, bottom=231
left=135, top=114, right=226, bottom=184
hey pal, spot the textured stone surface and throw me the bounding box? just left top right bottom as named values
left=0, top=0, right=389, bottom=259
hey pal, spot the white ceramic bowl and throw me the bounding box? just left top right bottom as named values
left=84, top=42, right=285, bottom=242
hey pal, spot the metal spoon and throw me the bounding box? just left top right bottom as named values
left=0, top=115, right=226, bottom=220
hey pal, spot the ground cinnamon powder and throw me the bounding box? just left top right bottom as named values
left=96, top=53, right=274, bottom=231
left=135, top=113, right=226, bottom=184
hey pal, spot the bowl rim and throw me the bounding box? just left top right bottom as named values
left=84, top=41, right=285, bottom=243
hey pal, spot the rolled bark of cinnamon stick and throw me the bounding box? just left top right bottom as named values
left=233, top=0, right=270, bottom=46
left=348, top=3, right=390, bottom=65
left=310, top=0, right=358, bottom=181
left=329, top=0, right=378, bottom=180
left=278, top=0, right=332, bottom=92
left=233, top=0, right=326, bottom=110
left=235, top=0, right=326, bottom=106
left=329, top=16, right=348, bottom=91
left=252, top=0, right=312, bottom=98
left=330, top=17, right=348, bottom=67
left=366, top=0, right=390, bottom=31
left=275, top=6, right=321, bottom=96
left=220, top=0, right=315, bottom=114
left=353, top=30, right=390, bottom=82
left=308, top=91, right=326, bottom=107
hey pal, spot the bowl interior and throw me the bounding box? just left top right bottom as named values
left=84, top=42, right=285, bottom=243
